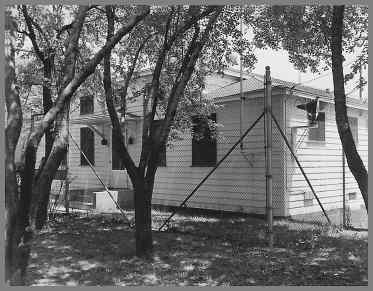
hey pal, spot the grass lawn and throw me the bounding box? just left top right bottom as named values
left=26, top=209, right=368, bottom=286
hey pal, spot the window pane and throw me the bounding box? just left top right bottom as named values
left=192, top=113, right=217, bottom=166
left=80, top=95, right=94, bottom=115
left=80, top=127, right=95, bottom=166
left=309, top=112, right=325, bottom=141
left=61, top=154, right=67, bottom=166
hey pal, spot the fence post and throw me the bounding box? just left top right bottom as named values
left=264, top=66, right=273, bottom=249
left=342, top=148, right=346, bottom=228
left=64, top=105, right=70, bottom=214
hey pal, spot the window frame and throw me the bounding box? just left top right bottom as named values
left=80, top=95, right=94, bottom=115
left=80, top=127, right=95, bottom=166
left=308, top=112, right=326, bottom=142
left=191, top=113, right=217, bottom=167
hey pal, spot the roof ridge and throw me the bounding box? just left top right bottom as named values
left=250, top=73, right=265, bottom=84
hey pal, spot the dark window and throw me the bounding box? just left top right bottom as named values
left=192, top=113, right=217, bottom=166
left=80, top=95, right=94, bottom=115
left=309, top=112, right=325, bottom=141
left=54, top=169, right=67, bottom=180
left=112, top=131, right=125, bottom=170
left=80, top=127, right=95, bottom=166
left=348, top=116, right=358, bottom=144
left=61, top=154, right=67, bottom=166
left=304, top=191, right=313, bottom=206
left=348, top=192, right=357, bottom=200
left=152, top=120, right=167, bottom=167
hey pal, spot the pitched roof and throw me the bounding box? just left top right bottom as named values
left=206, top=72, right=368, bottom=110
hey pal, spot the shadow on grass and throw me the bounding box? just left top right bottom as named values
left=26, top=210, right=368, bottom=286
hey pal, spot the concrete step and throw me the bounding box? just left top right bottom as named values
left=69, top=200, right=94, bottom=210
left=50, top=188, right=134, bottom=211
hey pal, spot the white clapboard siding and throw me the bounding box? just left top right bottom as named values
left=152, top=95, right=287, bottom=216
left=285, top=97, right=368, bottom=216
left=68, top=79, right=146, bottom=190
left=68, top=124, right=111, bottom=190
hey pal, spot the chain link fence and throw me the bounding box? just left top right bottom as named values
left=28, top=96, right=367, bottom=238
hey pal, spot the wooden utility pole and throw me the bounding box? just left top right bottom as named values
left=64, top=105, right=70, bottom=213
left=239, top=5, right=244, bottom=150
left=264, top=66, right=273, bottom=249
left=342, top=149, right=346, bottom=228
left=359, top=60, right=363, bottom=101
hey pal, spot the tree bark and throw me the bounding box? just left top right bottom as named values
left=160, top=9, right=222, bottom=145
left=102, top=5, right=139, bottom=182
left=33, top=135, right=68, bottom=229
left=103, top=6, right=220, bottom=258
left=8, top=7, right=89, bottom=284
left=103, top=6, right=154, bottom=258
left=134, top=179, right=154, bottom=258
left=21, top=5, right=54, bottom=157
left=43, top=56, right=54, bottom=157
left=32, top=105, right=69, bottom=230
left=331, top=6, right=368, bottom=211
left=5, top=10, right=23, bottom=284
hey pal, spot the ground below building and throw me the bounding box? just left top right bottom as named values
left=26, top=209, right=367, bottom=286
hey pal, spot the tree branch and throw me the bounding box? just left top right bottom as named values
left=5, top=10, right=24, bottom=282
left=159, top=8, right=222, bottom=151
left=103, top=5, right=138, bottom=181
left=18, top=7, right=89, bottom=246
left=121, top=33, right=153, bottom=121
left=56, top=22, right=74, bottom=39
left=56, top=5, right=100, bottom=39
left=29, top=16, right=50, bottom=47
left=16, top=29, right=30, bottom=37
left=164, top=5, right=218, bottom=50
left=331, top=5, right=368, bottom=210
left=29, top=6, right=149, bottom=157
left=138, top=10, right=174, bottom=175
left=21, top=5, right=44, bottom=62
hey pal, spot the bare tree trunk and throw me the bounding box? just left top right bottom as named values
left=43, top=56, right=54, bottom=157
left=102, top=6, right=220, bottom=258
left=331, top=5, right=368, bottom=211
left=134, top=9, right=221, bottom=258
left=134, top=178, right=154, bottom=258
left=7, top=7, right=89, bottom=284
left=5, top=6, right=148, bottom=284
left=32, top=106, right=69, bottom=229
left=102, top=5, right=140, bottom=182
left=21, top=5, right=54, bottom=157
left=5, top=10, right=23, bottom=284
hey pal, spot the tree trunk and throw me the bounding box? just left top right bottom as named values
left=32, top=103, right=69, bottom=229
left=133, top=179, right=154, bottom=258
left=33, top=139, right=67, bottom=229
left=9, top=144, right=37, bottom=285
left=43, top=56, right=54, bottom=158
left=5, top=10, right=23, bottom=284
left=331, top=6, right=368, bottom=211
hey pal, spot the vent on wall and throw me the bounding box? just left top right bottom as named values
left=304, top=191, right=313, bottom=206
left=348, top=192, right=357, bottom=200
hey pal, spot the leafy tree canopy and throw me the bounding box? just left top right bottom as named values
left=248, top=5, right=368, bottom=90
